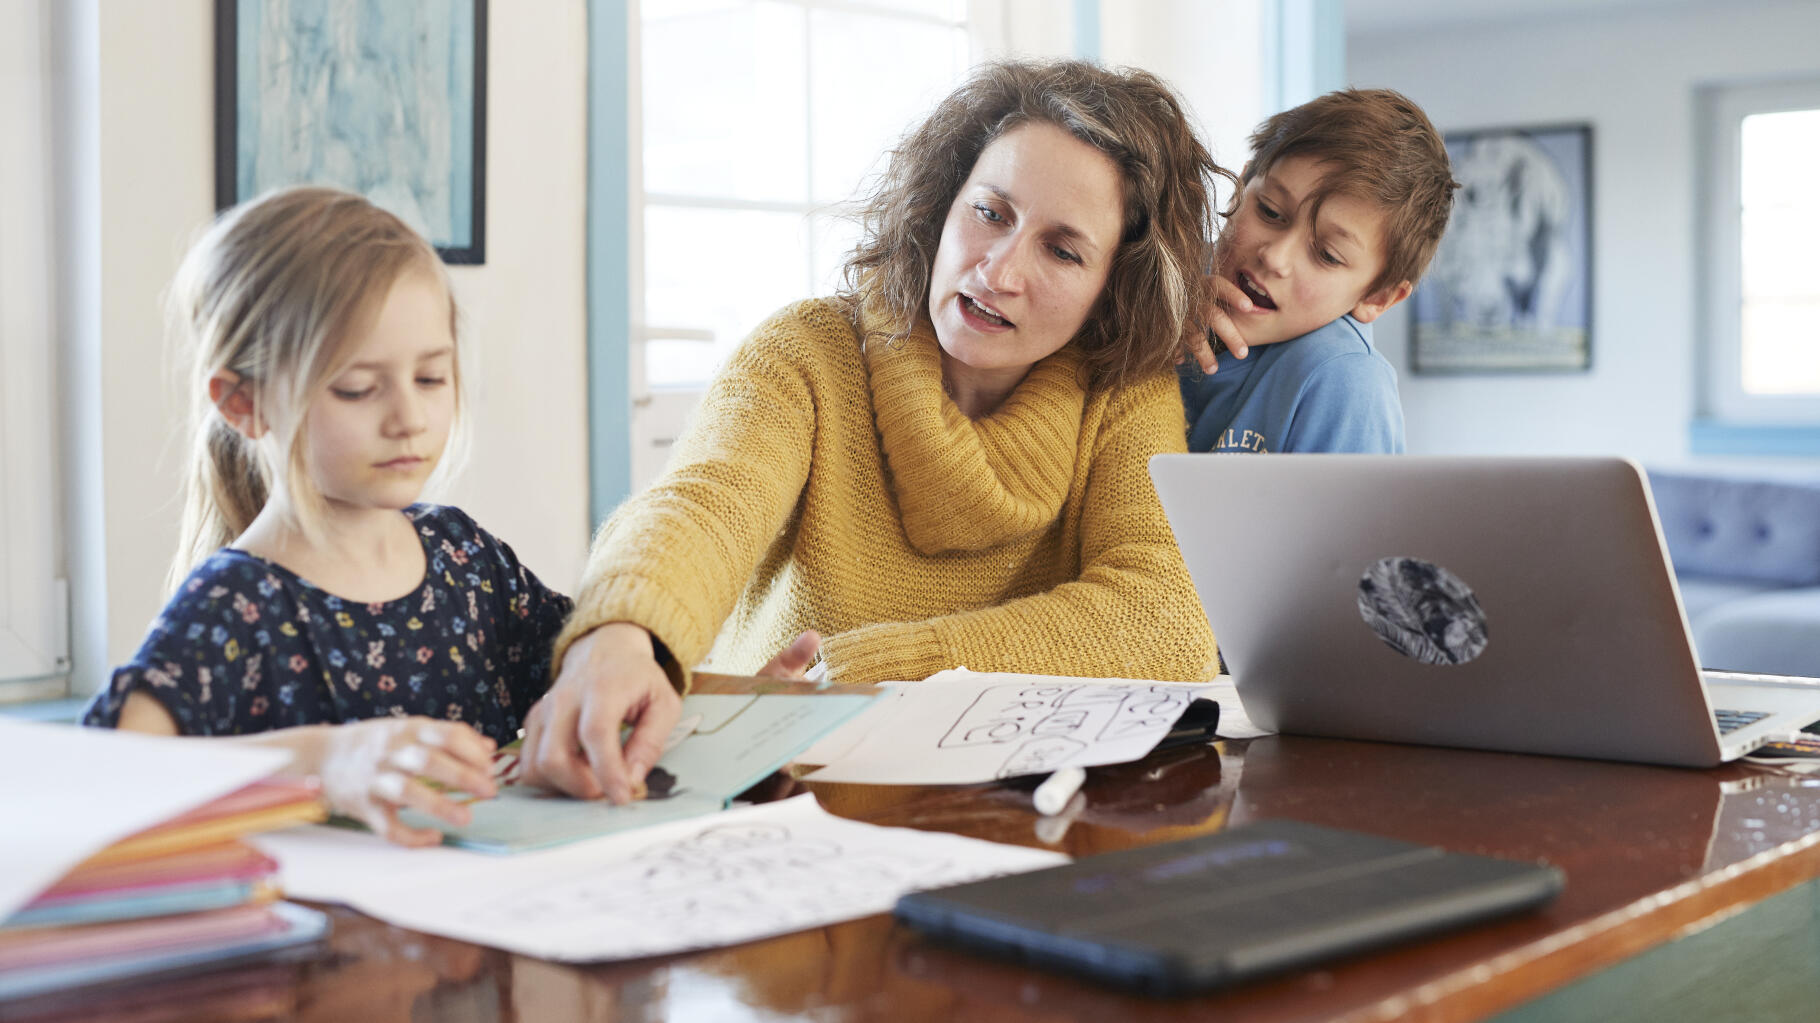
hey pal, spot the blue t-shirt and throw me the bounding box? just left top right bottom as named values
left=81, top=505, right=571, bottom=744
left=1180, top=315, right=1405, bottom=454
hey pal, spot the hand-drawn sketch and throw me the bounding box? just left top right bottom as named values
left=999, top=737, right=1089, bottom=778
left=358, top=797, right=1072, bottom=961
left=809, top=674, right=1210, bottom=785
left=938, top=684, right=1197, bottom=778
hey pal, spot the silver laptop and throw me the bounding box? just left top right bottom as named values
left=1149, top=454, right=1820, bottom=767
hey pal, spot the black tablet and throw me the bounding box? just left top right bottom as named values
left=894, top=818, right=1563, bottom=996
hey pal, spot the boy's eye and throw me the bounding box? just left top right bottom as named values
left=416, top=375, right=448, bottom=387
left=1318, top=249, right=1344, bottom=266
left=332, top=387, right=374, bottom=401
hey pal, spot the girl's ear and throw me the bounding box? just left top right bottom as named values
left=207, top=370, right=266, bottom=440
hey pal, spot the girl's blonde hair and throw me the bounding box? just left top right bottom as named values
left=167, top=186, right=461, bottom=591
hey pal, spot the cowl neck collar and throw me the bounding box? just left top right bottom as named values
left=862, top=307, right=1086, bottom=554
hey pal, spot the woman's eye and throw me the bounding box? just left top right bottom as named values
left=973, top=203, right=1005, bottom=223
left=1050, top=244, right=1082, bottom=264
left=1256, top=200, right=1281, bottom=222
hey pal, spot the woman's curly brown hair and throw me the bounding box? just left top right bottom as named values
left=841, top=58, right=1232, bottom=393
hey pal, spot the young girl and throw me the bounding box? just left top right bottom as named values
left=81, top=187, right=573, bottom=846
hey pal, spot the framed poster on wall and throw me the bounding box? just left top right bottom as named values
left=1411, top=124, right=1592, bottom=373
left=214, top=0, right=488, bottom=264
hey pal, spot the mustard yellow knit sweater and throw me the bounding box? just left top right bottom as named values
left=553, top=299, right=1218, bottom=685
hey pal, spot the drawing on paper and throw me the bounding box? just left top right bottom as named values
left=937, top=684, right=1195, bottom=778
left=460, top=821, right=979, bottom=941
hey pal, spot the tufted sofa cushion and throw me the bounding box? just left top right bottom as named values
left=1649, top=472, right=1820, bottom=587
left=1691, top=589, right=1820, bottom=676
left=1676, top=577, right=1783, bottom=622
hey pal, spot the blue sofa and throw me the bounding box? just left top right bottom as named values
left=1649, top=469, right=1820, bottom=677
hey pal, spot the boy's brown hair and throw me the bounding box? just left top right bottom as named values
left=1242, top=88, right=1458, bottom=296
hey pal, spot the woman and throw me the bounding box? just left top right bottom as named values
left=527, top=59, right=1228, bottom=802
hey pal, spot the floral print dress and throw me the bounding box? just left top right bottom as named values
left=82, top=506, right=572, bottom=745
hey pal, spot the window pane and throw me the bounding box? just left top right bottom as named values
left=1741, top=109, right=1820, bottom=206
left=809, top=210, right=863, bottom=298
left=859, top=0, right=966, bottom=19
left=644, top=205, right=811, bottom=387
left=1741, top=206, right=1820, bottom=300
left=643, top=1, right=807, bottom=202
left=807, top=10, right=969, bottom=203
left=1742, top=299, right=1820, bottom=395
left=1738, top=108, right=1820, bottom=396
left=644, top=337, right=724, bottom=390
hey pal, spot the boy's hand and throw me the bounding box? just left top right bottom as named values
left=521, top=622, right=680, bottom=804
left=316, top=717, right=499, bottom=847
left=1179, top=275, right=1255, bottom=374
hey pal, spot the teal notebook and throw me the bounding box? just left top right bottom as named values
left=401, top=691, right=878, bottom=853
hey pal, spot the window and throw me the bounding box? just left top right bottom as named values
left=629, top=0, right=1007, bottom=487
left=0, top=0, right=70, bottom=699
left=1703, top=80, right=1820, bottom=427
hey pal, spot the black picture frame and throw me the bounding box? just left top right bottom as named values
left=1410, top=123, right=1593, bottom=374
left=214, top=0, right=488, bottom=265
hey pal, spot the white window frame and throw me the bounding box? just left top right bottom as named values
left=1703, top=78, right=1820, bottom=425
left=0, top=0, right=70, bottom=699
left=625, top=0, right=1017, bottom=489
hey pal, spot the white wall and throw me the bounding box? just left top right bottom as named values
left=73, top=2, right=591, bottom=692
left=1100, top=0, right=1270, bottom=178
left=1348, top=0, right=1820, bottom=467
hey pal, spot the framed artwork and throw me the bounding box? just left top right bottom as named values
left=214, top=0, right=488, bottom=265
left=1411, top=124, right=1592, bottom=373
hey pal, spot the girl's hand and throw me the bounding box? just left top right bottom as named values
left=521, top=623, right=680, bottom=804
left=315, top=717, right=499, bottom=847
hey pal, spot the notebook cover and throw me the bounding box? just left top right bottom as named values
left=894, top=818, right=1564, bottom=996
left=0, top=902, right=328, bottom=1002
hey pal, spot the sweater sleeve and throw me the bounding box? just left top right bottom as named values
left=818, top=372, right=1220, bottom=683
left=552, top=305, right=822, bottom=689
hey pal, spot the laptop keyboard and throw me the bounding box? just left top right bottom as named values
left=1714, top=708, right=1771, bottom=735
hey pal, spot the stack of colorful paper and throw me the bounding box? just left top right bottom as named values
left=0, top=777, right=331, bottom=1002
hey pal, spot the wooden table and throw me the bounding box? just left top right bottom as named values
left=16, top=720, right=1820, bottom=1021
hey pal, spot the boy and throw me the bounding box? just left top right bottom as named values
left=1182, top=89, right=1457, bottom=454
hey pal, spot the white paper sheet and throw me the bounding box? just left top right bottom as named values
left=1203, top=674, right=1275, bottom=739
left=803, top=670, right=1214, bottom=784
left=260, top=794, right=1066, bottom=962
left=0, top=719, right=291, bottom=920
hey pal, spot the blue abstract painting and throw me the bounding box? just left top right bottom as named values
left=218, top=0, right=486, bottom=263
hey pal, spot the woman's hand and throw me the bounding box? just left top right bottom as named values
left=756, top=629, right=821, bottom=678
left=1179, top=274, right=1255, bottom=374
left=520, top=622, right=680, bottom=804
left=519, top=626, right=823, bottom=803
left=311, top=717, right=499, bottom=848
